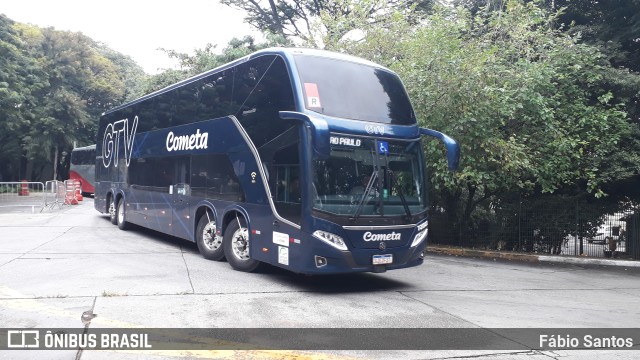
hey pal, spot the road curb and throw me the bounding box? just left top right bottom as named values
left=427, top=245, right=640, bottom=268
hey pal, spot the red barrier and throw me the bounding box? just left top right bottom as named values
left=74, top=180, right=83, bottom=202
left=18, top=180, right=29, bottom=196
left=64, top=180, right=78, bottom=205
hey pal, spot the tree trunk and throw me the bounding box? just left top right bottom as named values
left=52, top=145, right=58, bottom=181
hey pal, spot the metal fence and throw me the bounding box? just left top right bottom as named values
left=430, top=199, right=640, bottom=260
left=0, top=181, right=72, bottom=213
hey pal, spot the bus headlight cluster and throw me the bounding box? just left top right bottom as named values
left=313, top=230, right=348, bottom=251
left=411, top=228, right=428, bottom=247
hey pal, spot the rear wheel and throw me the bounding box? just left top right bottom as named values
left=116, top=198, right=129, bottom=230
left=223, top=217, right=262, bottom=272
left=196, top=213, right=225, bottom=261
left=108, top=196, right=117, bottom=225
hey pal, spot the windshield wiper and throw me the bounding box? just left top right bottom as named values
left=380, top=149, right=411, bottom=219
left=351, top=171, right=378, bottom=221
left=388, top=169, right=412, bottom=219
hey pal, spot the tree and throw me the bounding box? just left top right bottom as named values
left=558, top=1, right=640, bottom=206
left=24, top=28, right=126, bottom=179
left=141, top=35, right=289, bottom=94
left=2, top=19, right=130, bottom=181
left=96, top=44, right=147, bottom=102
left=0, top=15, right=45, bottom=180
left=548, top=0, right=640, bottom=73
left=221, top=0, right=432, bottom=48
left=346, top=1, right=635, bottom=242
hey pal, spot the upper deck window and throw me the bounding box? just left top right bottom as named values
left=294, top=55, right=416, bottom=125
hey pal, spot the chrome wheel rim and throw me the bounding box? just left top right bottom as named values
left=202, top=222, right=222, bottom=251
left=109, top=201, right=115, bottom=219
left=231, top=227, right=250, bottom=260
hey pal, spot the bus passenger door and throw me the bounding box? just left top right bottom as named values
left=171, top=156, right=192, bottom=240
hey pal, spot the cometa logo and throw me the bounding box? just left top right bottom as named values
left=166, top=129, right=209, bottom=152
left=363, top=231, right=401, bottom=241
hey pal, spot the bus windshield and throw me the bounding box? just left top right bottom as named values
left=312, top=138, right=427, bottom=217
left=294, top=55, right=416, bottom=125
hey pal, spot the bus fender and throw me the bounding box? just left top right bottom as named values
left=193, top=201, right=219, bottom=235
left=105, top=189, right=121, bottom=213
left=220, top=205, right=251, bottom=236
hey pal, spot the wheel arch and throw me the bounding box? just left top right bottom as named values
left=194, top=202, right=219, bottom=240
left=221, top=206, right=251, bottom=235
left=105, top=191, right=117, bottom=213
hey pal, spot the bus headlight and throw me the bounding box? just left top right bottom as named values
left=411, top=228, right=428, bottom=247
left=313, top=230, right=348, bottom=251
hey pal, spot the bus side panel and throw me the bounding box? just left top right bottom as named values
left=124, top=186, right=173, bottom=235
left=96, top=116, right=273, bottom=242
left=69, top=166, right=95, bottom=194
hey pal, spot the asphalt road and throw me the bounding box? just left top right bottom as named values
left=0, top=199, right=639, bottom=359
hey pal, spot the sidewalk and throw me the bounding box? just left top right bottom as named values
left=427, top=244, right=640, bottom=268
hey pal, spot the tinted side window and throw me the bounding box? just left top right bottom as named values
left=71, top=149, right=95, bottom=165
left=191, top=154, right=244, bottom=202
left=233, top=56, right=296, bottom=148
left=129, top=157, right=174, bottom=191
left=174, top=82, right=200, bottom=126
left=154, top=92, right=174, bottom=131
left=199, top=69, right=234, bottom=120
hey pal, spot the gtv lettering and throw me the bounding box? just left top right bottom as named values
left=365, top=124, right=385, bottom=135
left=102, top=116, right=138, bottom=168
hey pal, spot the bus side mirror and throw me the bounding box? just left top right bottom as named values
left=419, top=128, right=460, bottom=171
left=279, top=111, right=330, bottom=159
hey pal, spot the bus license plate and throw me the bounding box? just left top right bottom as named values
left=372, top=254, right=393, bottom=265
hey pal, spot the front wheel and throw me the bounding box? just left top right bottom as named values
left=223, top=217, right=262, bottom=272
left=196, top=214, right=225, bottom=261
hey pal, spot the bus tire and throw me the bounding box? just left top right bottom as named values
left=116, top=198, right=129, bottom=230
left=108, top=196, right=117, bottom=225
left=196, top=214, right=225, bottom=261
left=223, top=217, right=262, bottom=272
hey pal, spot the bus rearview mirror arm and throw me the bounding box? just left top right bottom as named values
left=279, top=111, right=330, bottom=158
left=419, top=128, right=460, bottom=171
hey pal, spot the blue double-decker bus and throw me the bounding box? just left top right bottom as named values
left=94, top=48, right=459, bottom=274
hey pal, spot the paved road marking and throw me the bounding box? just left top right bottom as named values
left=0, top=286, right=360, bottom=359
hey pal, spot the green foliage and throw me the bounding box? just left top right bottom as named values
left=550, top=0, right=640, bottom=73
left=0, top=15, right=139, bottom=181
left=220, top=0, right=432, bottom=48
left=344, top=0, right=638, bottom=238
left=141, top=35, right=290, bottom=94
left=96, top=44, right=147, bottom=102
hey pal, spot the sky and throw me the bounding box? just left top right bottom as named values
left=1, top=0, right=261, bottom=74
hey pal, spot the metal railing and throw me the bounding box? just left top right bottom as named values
left=44, top=180, right=66, bottom=210
left=0, top=182, right=46, bottom=213
left=430, top=201, right=640, bottom=260
left=0, top=180, right=81, bottom=213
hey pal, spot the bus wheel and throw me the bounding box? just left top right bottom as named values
left=108, top=197, right=117, bottom=225
left=116, top=198, right=129, bottom=230
left=196, top=214, right=225, bottom=261
left=223, top=218, right=262, bottom=272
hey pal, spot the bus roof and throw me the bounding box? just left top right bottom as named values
left=72, top=144, right=96, bottom=151
left=102, top=47, right=392, bottom=117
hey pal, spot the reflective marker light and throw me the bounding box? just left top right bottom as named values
left=313, top=230, right=348, bottom=251
left=411, top=229, right=428, bottom=247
